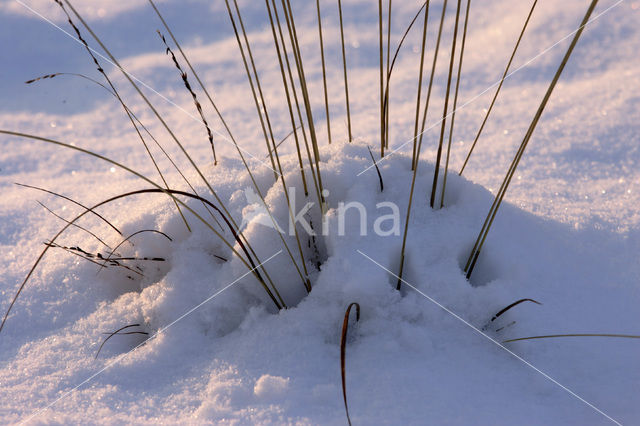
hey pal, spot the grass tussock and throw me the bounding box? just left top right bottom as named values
left=1, top=0, right=607, bottom=321
left=2, top=1, right=637, bottom=422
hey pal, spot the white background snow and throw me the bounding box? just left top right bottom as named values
left=0, top=0, right=639, bottom=424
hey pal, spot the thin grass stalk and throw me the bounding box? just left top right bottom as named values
left=120, top=100, right=224, bottom=230
left=97, top=229, right=172, bottom=273
left=503, top=334, right=640, bottom=344
left=385, top=2, right=427, bottom=77
left=207, top=0, right=312, bottom=293
left=231, top=0, right=282, bottom=177
left=16, top=183, right=123, bottom=236
left=223, top=0, right=278, bottom=181
left=96, top=324, right=148, bottom=359
left=62, top=0, right=282, bottom=299
left=412, top=1, right=430, bottom=170
left=57, top=3, right=227, bottom=229
left=464, top=116, right=540, bottom=276
left=367, top=146, right=384, bottom=192
left=282, top=0, right=323, bottom=162
left=158, top=32, right=218, bottom=166
left=459, top=0, right=538, bottom=176
left=150, top=0, right=315, bottom=282
left=113, top=93, right=223, bottom=229
left=464, top=1, right=591, bottom=275
left=384, top=0, right=392, bottom=150
left=24, top=73, right=61, bottom=84
left=149, top=0, right=291, bottom=242
left=232, top=0, right=314, bottom=293
left=0, top=130, right=285, bottom=332
left=44, top=242, right=140, bottom=272
left=270, top=0, right=322, bottom=206
left=464, top=0, right=599, bottom=278
left=257, top=2, right=326, bottom=289
left=430, top=0, right=462, bottom=209
left=148, top=0, right=235, bottom=144
left=265, top=4, right=324, bottom=258
left=379, top=0, right=385, bottom=156
left=284, top=74, right=313, bottom=176
left=231, top=3, right=316, bottom=276
left=45, top=241, right=164, bottom=271
left=160, top=187, right=284, bottom=305
left=84, top=253, right=163, bottom=263
left=337, top=0, right=352, bottom=142
left=381, top=1, right=427, bottom=161
left=316, top=0, right=332, bottom=144
left=27, top=72, right=223, bottom=230
left=61, top=0, right=283, bottom=300
left=53, top=0, right=191, bottom=232
left=489, top=298, right=541, bottom=323
left=149, top=0, right=263, bottom=229
left=4, top=184, right=285, bottom=333
left=272, top=0, right=315, bottom=167
left=396, top=0, right=447, bottom=290
left=148, top=0, right=271, bottom=207
left=266, top=126, right=301, bottom=158
left=340, top=302, right=361, bottom=426
left=415, top=0, right=448, bottom=163
left=188, top=0, right=312, bottom=295
left=281, top=0, right=326, bottom=209
left=440, top=0, right=471, bottom=208
left=149, top=0, right=247, bottom=177
left=265, top=0, right=310, bottom=197
left=148, top=0, right=238, bottom=144
left=36, top=200, right=113, bottom=250
left=65, top=0, right=233, bottom=202
left=137, top=188, right=285, bottom=302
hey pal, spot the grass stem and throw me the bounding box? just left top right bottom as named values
left=430, top=0, right=462, bottom=209
left=281, top=0, right=326, bottom=209
left=337, top=0, right=352, bottom=142
left=459, top=0, right=538, bottom=176
left=397, top=0, right=447, bottom=290
left=379, top=0, right=385, bottom=156
left=464, top=0, right=599, bottom=279
left=412, top=1, right=430, bottom=170
left=223, top=0, right=279, bottom=181
left=385, top=0, right=392, bottom=150
left=340, top=302, right=360, bottom=426
left=64, top=0, right=281, bottom=300
left=0, top=130, right=288, bottom=332
left=54, top=0, right=191, bottom=232
left=440, top=0, right=471, bottom=208
left=316, top=0, right=332, bottom=144
left=503, top=333, right=640, bottom=344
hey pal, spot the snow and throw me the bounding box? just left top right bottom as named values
left=1, top=0, right=639, bottom=424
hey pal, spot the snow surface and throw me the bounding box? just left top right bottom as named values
left=1, top=0, right=639, bottom=424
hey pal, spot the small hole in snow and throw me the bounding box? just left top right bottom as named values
left=458, top=245, right=499, bottom=287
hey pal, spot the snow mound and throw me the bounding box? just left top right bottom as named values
left=1, top=140, right=638, bottom=424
